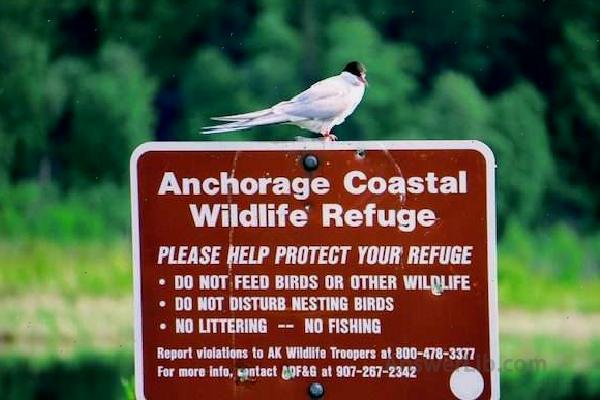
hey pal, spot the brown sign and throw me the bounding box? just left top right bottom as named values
left=130, top=141, right=499, bottom=400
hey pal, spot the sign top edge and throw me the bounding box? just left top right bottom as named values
left=131, top=140, right=495, bottom=169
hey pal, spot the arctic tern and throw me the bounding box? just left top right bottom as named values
left=202, top=61, right=367, bottom=141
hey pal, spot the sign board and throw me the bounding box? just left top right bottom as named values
left=130, top=141, right=499, bottom=400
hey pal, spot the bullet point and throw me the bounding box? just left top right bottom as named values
left=159, top=278, right=166, bottom=285
left=160, top=323, right=167, bottom=330
left=159, top=300, right=166, bottom=307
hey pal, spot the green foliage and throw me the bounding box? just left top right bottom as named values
left=0, top=4, right=599, bottom=400
left=553, top=21, right=600, bottom=134
left=0, top=122, right=12, bottom=183
left=415, top=73, right=553, bottom=226
left=66, top=43, right=156, bottom=184
left=120, top=376, right=135, bottom=400
left=499, top=220, right=600, bottom=311
left=0, top=240, right=131, bottom=297
left=245, top=10, right=303, bottom=102
left=550, top=20, right=600, bottom=218
left=0, top=23, right=50, bottom=178
left=325, top=16, right=422, bottom=139
left=0, top=0, right=597, bottom=221
left=0, top=181, right=129, bottom=242
left=179, top=48, right=253, bottom=141
left=401, top=0, right=489, bottom=74
left=490, top=82, right=553, bottom=225
left=1, top=0, right=597, bottom=230
left=93, top=0, right=221, bottom=77
left=418, top=71, right=492, bottom=139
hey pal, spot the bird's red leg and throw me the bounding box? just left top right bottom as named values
left=321, top=127, right=337, bottom=141
left=328, top=128, right=337, bottom=141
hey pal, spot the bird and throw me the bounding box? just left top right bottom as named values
left=202, top=61, right=367, bottom=141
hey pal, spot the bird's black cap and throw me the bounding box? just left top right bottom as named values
left=343, top=61, right=366, bottom=77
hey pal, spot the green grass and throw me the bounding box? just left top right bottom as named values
left=500, top=335, right=600, bottom=398
left=498, top=221, right=600, bottom=312
left=499, top=277, right=600, bottom=312
left=500, top=335, right=600, bottom=370
left=0, top=239, right=131, bottom=298
left=0, top=232, right=596, bottom=398
left=1, top=232, right=598, bottom=312
left=0, top=294, right=133, bottom=358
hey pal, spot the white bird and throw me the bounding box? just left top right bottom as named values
left=202, top=61, right=367, bottom=141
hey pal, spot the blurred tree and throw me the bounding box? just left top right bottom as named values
left=0, top=1, right=59, bottom=44
left=418, top=72, right=492, bottom=139
left=179, top=48, right=253, bottom=141
left=0, top=0, right=598, bottom=232
left=299, top=0, right=319, bottom=82
left=400, top=0, right=488, bottom=76
left=417, top=72, right=552, bottom=228
left=44, top=57, right=90, bottom=184
left=490, top=82, right=553, bottom=226
left=245, top=8, right=303, bottom=102
left=325, top=16, right=422, bottom=139
left=180, top=2, right=312, bottom=142
left=242, top=4, right=306, bottom=140
left=93, top=0, right=258, bottom=77
left=65, top=43, right=156, bottom=184
left=550, top=20, right=600, bottom=222
left=0, top=122, right=12, bottom=184
left=0, top=23, right=50, bottom=180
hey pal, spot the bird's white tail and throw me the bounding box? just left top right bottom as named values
left=209, top=109, right=273, bottom=122
left=202, top=110, right=305, bottom=134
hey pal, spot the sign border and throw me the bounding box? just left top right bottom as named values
left=130, top=140, right=499, bottom=400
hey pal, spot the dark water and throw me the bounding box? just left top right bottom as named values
left=0, top=354, right=598, bottom=399
left=0, top=354, right=132, bottom=400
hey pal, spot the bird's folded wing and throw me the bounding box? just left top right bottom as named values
left=203, top=75, right=350, bottom=134
left=274, top=95, right=348, bottom=120
left=290, top=76, right=343, bottom=103
left=278, top=76, right=350, bottom=119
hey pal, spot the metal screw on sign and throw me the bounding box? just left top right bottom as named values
left=308, top=382, right=325, bottom=399
left=303, top=154, right=319, bottom=171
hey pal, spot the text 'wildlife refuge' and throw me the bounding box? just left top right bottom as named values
left=157, top=170, right=468, bottom=231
